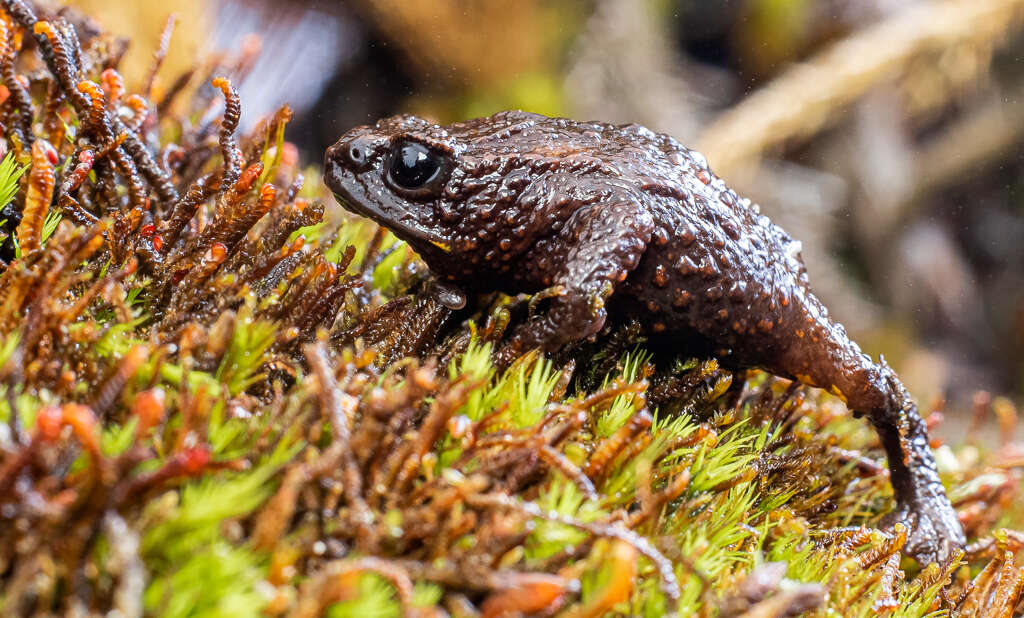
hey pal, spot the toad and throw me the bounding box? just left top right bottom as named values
left=324, top=111, right=964, bottom=564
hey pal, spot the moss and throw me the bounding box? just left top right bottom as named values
left=0, top=2, right=1022, bottom=617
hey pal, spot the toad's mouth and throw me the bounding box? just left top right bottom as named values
left=327, top=174, right=450, bottom=253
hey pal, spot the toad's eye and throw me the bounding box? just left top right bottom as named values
left=387, top=141, right=445, bottom=192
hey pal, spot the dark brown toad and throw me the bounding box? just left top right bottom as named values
left=323, top=110, right=964, bottom=564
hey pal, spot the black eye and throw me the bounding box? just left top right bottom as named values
left=388, top=141, right=443, bottom=191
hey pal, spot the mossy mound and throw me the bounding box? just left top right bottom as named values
left=0, top=1, right=1022, bottom=616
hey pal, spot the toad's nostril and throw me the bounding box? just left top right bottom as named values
left=344, top=135, right=376, bottom=169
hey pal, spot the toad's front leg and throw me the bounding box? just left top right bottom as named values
left=497, top=198, right=654, bottom=363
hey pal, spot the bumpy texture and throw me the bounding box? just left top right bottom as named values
left=324, top=110, right=964, bottom=564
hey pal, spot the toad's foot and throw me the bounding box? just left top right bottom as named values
left=880, top=494, right=964, bottom=566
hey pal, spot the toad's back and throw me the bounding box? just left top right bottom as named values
left=501, top=117, right=820, bottom=377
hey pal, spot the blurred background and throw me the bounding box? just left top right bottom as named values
left=71, top=0, right=1024, bottom=428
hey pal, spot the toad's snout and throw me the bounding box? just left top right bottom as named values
left=322, top=140, right=348, bottom=196
left=324, top=133, right=376, bottom=197
left=325, top=132, right=382, bottom=175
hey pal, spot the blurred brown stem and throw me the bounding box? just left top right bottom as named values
left=697, top=0, right=1024, bottom=178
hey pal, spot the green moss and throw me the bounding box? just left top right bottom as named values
left=141, top=440, right=301, bottom=617
left=215, top=299, right=278, bottom=396
left=0, top=152, right=25, bottom=209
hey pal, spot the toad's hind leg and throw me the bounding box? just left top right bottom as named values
left=863, top=361, right=965, bottom=565
left=770, top=304, right=964, bottom=564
